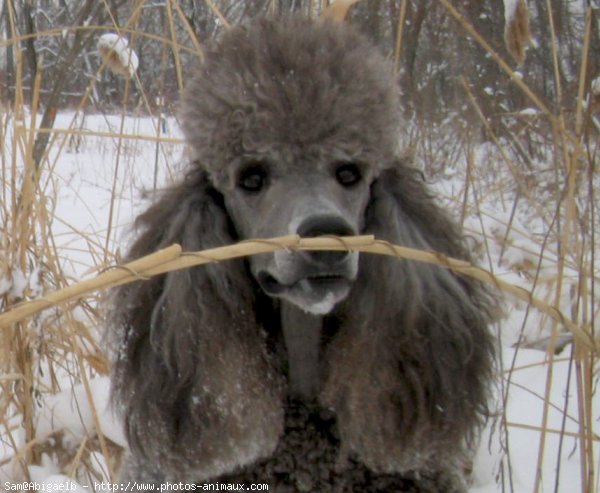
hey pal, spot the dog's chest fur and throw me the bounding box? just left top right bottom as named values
left=215, top=399, right=451, bottom=492
left=213, top=303, right=457, bottom=493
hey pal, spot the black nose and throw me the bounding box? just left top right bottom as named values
left=296, top=215, right=356, bottom=265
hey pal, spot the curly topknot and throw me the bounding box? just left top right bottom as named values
left=180, top=16, right=402, bottom=174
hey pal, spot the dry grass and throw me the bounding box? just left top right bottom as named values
left=0, top=1, right=597, bottom=491
left=437, top=4, right=598, bottom=492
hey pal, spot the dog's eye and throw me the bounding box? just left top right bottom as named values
left=335, top=162, right=362, bottom=187
left=238, top=163, right=268, bottom=193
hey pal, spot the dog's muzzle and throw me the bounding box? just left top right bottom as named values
left=255, top=215, right=359, bottom=315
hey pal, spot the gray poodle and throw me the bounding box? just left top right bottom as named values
left=108, top=16, right=496, bottom=493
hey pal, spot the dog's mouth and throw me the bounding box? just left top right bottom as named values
left=258, top=272, right=347, bottom=293
left=256, top=271, right=354, bottom=315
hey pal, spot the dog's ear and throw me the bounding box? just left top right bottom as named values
left=321, top=163, right=495, bottom=477
left=108, top=170, right=283, bottom=481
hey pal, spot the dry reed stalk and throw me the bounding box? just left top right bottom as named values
left=0, top=25, right=197, bottom=67
left=531, top=1, right=572, bottom=489
left=171, top=0, right=204, bottom=58
left=67, top=437, right=88, bottom=478
left=506, top=422, right=597, bottom=441
left=34, top=127, right=184, bottom=144
left=575, top=10, right=594, bottom=139
left=165, top=0, right=185, bottom=92
left=203, top=0, right=230, bottom=28
left=0, top=244, right=182, bottom=328
left=571, top=9, right=597, bottom=492
left=393, top=0, right=408, bottom=75
left=0, top=235, right=596, bottom=356
left=508, top=6, right=573, bottom=485
left=75, top=351, right=115, bottom=480
left=540, top=6, right=597, bottom=492
left=102, top=4, right=141, bottom=264
left=6, top=37, right=45, bottom=470
left=458, top=147, right=473, bottom=229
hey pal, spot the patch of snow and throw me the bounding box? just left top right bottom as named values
left=591, top=75, right=600, bottom=96
left=0, top=276, right=11, bottom=297
left=35, top=376, right=126, bottom=449
left=8, top=269, right=27, bottom=299
left=503, top=0, right=521, bottom=23
left=27, top=454, right=60, bottom=482
left=518, top=107, right=540, bottom=116
left=97, top=33, right=139, bottom=79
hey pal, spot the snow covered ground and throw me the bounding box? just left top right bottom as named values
left=0, top=112, right=597, bottom=492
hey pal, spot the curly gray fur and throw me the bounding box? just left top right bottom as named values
left=108, top=16, right=496, bottom=492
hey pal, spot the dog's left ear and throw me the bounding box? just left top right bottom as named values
left=321, top=162, right=496, bottom=477
left=108, top=170, right=284, bottom=481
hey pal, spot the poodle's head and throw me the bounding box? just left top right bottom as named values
left=180, top=16, right=401, bottom=314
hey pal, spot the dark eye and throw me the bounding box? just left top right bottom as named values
left=335, top=162, right=362, bottom=187
left=238, top=162, right=268, bottom=193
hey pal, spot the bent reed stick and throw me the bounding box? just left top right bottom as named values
left=0, top=235, right=596, bottom=353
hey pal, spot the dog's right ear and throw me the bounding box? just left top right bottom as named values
left=108, top=169, right=283, bottom=482
left=321, top=163, right=496, bottom=477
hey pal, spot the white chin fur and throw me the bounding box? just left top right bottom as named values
left=283, top=279, right=347, bottom=316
